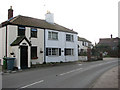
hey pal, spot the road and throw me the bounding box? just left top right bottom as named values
left=2, top=58, right=118, bottom=89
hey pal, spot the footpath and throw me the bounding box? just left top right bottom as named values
left=92, top=66, right=119, bottom=88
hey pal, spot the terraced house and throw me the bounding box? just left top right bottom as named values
left=0, top=7, right=78, bottom=69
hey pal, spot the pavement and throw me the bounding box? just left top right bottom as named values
left=92, top=66, right=119, bottom=88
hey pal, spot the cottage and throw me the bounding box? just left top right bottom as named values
left=77, top=36, right=92, bottom=61
left=78, top=36, right=92, bottom=55
left=0, top=7, right=78, bottom=69
left=96, top=35, right=120, bottom=57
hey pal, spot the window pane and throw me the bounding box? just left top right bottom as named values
left=48, top=32, right=51, bottom=39
left=52, top=32, right=58, bottom=40
left=66, top=34, right=71, bottom=41
left=18, top=26, right=25, bottom=36
left=31, top=28, right=37, bottom=38
left=31, top=47, right=37, bottom=59
left=71, top=35, right=74, bottom=41
left=52, top=48, right=58, bottom=55
left=48, top=48, right=51, bottom=55
left=65, top=48, right=74, bottom=56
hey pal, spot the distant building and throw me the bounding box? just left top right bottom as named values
left=96, top=35, right=120, bottom=57
left=77, top=36, right=93, bottom=56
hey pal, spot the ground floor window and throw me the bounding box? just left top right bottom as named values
left=31, top=46, right=38, bottom=59
left=65, top=48, right=74, bottom=56
left=46, top=48, right=61, bottom=56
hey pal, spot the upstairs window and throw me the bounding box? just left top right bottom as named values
left=18, top=26, right=25, bottom=36
left=66, top=34, right=74, bottom=41
left=48, top=31, right=58, bottom=40
left=65, top=48, right=74, bottom=56
left=31, top=28, right=37, bottom=38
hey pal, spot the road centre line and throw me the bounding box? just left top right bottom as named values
left=78, top=64, right=82, bottom=66
left=59, top=68, right=83, bottom=76
left=20, top=80, right=44, bottom=89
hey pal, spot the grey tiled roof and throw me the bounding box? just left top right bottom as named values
left=1, top=15, right=77, bottom=34
left=78, top=36, right=91, bottom=43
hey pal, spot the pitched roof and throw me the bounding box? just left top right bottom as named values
left=11, top=36, right=31, bottom=46
left=78, top=36, right=91, bottom=43
left=97, top=37, right=120, bottom=47
left=1, top=15, right=77, bottom=34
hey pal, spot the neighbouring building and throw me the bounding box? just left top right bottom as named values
left=0, top=7, right=78, bottom=69
left=78, top=36, right=92, bottom=55
left=77, top=36, right=92, bottom=61
left=96, top=35, right=120, bottom=57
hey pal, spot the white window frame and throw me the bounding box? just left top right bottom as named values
left=65, top=48, right=74, bottom=56
left=48, top=31, right=58, bottom=40
left=66, top=34, right=74, bottom=42
left=48, top=48, right=59, bottom=56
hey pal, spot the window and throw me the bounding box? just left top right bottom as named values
left=46, top=48, right=61, bottom=56
left=65, top=48, right=74, bottom=56
left=66, top=34, right=74, bottom=41
left=31, top=46, right=37, bottom=59
left=18, top=26, right=25, bottom=36
left=82, top=41, right=84, bottom=46
left=48, top=31, right=58, bottom=40
left=31, top=28, right=37, bottom=38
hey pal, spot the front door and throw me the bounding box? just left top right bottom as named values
left=20, top=46, right=28, bottom=69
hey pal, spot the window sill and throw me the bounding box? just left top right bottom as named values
left=31, top=57, right=38, bottom=59
left=48, top=39, right=58, bottom=41
left=65, top=55, right=74, bottom=56
left=47, top=55, right=60, bottom=57
left=66, top=41, right=74, bottom=42
left=31, top=37, right=37, bottom=38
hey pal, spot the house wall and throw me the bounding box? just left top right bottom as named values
left=30, top=28, right=44, bottom=64
left=78, top=40, right=88, bottom=52
left=45, top=29, right=78, bottom=62
left=0, top=26, right=6, bottom=62
left=4, top=25, right=44, bottom=68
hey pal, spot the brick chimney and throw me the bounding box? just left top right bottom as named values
left=111, top=34, right=113, bottom=38
left=8, top=6, right=13, bottom=19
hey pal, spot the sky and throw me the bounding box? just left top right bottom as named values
left=0, top=0, right=119, bottom=44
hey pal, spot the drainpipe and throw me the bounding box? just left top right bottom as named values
left=44, top=29, right=46, bottom=64
left=5, top=25, right=8, bottom=57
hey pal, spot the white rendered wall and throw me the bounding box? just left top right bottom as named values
left=45, top=29, right=78, bottom=62
left=30, top=28, right=44, bottom=64
left=6, top=25, right=44, bottom=68
left=45, top=13, right=54, bottom=24
left=0, top=26, right=6, bottom=62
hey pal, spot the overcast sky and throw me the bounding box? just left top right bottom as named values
left=0, top=0, right=119, bottom=44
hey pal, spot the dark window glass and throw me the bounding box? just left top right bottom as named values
left=65, top=48, right=74, bottom=56
left=66, top=34, right=74, bottom=41
left=31, top=47, right=37, bottom=59
left=31, top=28, right=37, bottom=38
left=46, top=48, right=61, bottom=56
left=18, top=26, right=25, bottom=36
left=48, top=31, right=58, bottom=40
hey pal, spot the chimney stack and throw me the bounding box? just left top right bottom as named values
left=45, top=11, right=54, bottom=24
left=111, top=34, right=113, bottom=38
left=8, top=6, right=13, bottom=19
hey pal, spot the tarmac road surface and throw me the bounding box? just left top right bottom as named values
left=2, top=58, right=118, bottom=89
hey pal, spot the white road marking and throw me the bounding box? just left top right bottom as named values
left=59, top=68, right=83, bottom=76
left=78, top=64, right=82, bottom=66
left=20, top=80, right=44, bottom=88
